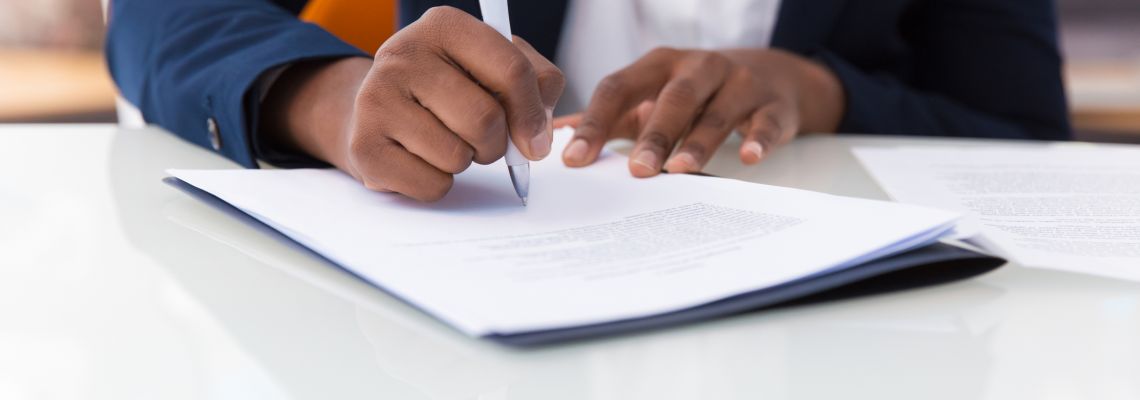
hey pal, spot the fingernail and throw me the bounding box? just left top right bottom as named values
left=546, top=107, right=555, bottom=133
left=665, top=152, right=699, bottom=173
left=631, top=150, right=658, bottom=173
left=530, top=129, right=552, bottom=159
left=744, top=141, right=764, bottom=161
left=563, top=138, right=589, bottom=163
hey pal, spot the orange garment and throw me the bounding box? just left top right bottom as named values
left=301, top=0, right=397, bottom=55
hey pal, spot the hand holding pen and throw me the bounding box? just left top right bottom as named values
left=261, top=6, right=563, bottom=202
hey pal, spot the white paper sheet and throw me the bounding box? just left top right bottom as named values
left=169, top=128, right=959, bottom=336
left=854, top=145, right=1140, bottom=282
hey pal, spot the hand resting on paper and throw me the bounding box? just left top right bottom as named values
left=260, top=7, right=564, bottom=202
left=557, top=48, right=845, bottom=177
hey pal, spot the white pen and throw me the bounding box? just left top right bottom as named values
left=478, top=0, right=530, bottom=206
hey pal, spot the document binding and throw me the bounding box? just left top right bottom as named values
left=165, top=177, right=1005, bottom=346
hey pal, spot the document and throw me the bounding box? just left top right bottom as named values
left=854, top=145, right=1140, bottom=281
left=169, top=128, right=959, bottom=337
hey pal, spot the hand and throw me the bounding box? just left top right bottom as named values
left=558, top=48, right=843, bottom=177
left=261, top=6, right=564, bottom=201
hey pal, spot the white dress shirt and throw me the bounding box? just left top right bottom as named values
left=555, top=0, right=783, bottom=114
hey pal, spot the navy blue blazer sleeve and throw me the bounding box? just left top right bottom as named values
left=106, top=0, right=367, bottom=168
left=807, top=0, right=1071, bottom=140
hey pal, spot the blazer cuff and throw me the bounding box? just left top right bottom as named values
left=223, top=23, right=368, bottom=168
left=811, top=50, right=884, bottom=135
left=246, top=62, right=333, bottom=169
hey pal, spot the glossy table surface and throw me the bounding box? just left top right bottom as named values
left=3, top=124, right=1138, bottom=400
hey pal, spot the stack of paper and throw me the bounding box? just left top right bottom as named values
left=855, top=145, right=1140, bottom=282
left=167, top=129, right=979, bottom=342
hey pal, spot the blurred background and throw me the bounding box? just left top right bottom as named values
left=0, top=0, right=111, bottom=123
left=0, top=0, right=1138, bottom=141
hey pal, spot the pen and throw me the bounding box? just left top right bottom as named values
left=478, top=0, right=529, bottom=206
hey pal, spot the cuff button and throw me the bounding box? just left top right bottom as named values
left=207, top=117, right=222, bottom=151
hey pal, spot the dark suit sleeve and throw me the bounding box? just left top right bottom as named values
left=106, top=0, right=368, bottom=168
left=817, top=0, right=1071, bottom=140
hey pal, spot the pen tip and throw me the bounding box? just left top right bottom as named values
left=521, top=197, right=528, bottom=206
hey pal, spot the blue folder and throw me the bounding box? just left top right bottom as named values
left=166, top=177, right=1006, bottom=346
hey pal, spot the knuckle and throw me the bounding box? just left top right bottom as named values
left=470, top=100, right=507, bottom=137
left=353, top=85, right=382, bottom=109
left=467, top=104, right=508, bottom=163
left=662, top=78, right=699, bottom=106
left=354, top=70, right=386, bottom=98
left=413, top=6, right=467, bottom=46
left=422, top=5, right=462, bottom=22
left=503, top=55, right=536, bottom=83
left=356, top=159, right=397, bottom=193
left=375, top=39, right=425, bottom=61
left=697, top=111, right=730, bottom=132
left=419, top=176, right=454, bottom=202
left=347, top=135, right=368, bottom=159
left=355, top=71, right=408, bottom=108
left=536, top=66, right=566, bottom=96
left=441, top=143, right=474, bottom=174
left=577, top=115, right=605, bottom=137
left=469, top=122, right=507, bottom=164
left=349, top=136, right=401, bottom=178
left=474, top=141, right=507, bottom=165
left=348, top=132, right=383, bottom=160
left=594, top=74, right=627, bottom=102
left=641, top=131, right=671, bottom=151
left=730, top=65, right=753, bottom=85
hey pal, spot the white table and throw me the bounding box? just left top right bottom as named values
left=3, top=124, right=1138, bottom=400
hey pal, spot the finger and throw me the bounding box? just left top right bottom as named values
left=665, top=67, right=758, bottom=173
left=631, top=53, right=732, bottom=177
left=599, top=100, right=655, bottom=141
left=513, top=37, right=565, bottom=111
left=409, top=63, right=508, bottom=164
left=563, top=48, right=678, bottom=167
left=383, top=101, right=477, bottom=174
left=740, top=102, right=798, bottom=165
left=348, top=129, right=454, bottom=202
left=562, top=100, right=654, bottom=167
left=512, top=36, right=565, bottom=159
left=409, top=7, right=549, bottom=160
left=632, top=100, right=656, bottom=138
left=554, top=113, right=581, bottom=129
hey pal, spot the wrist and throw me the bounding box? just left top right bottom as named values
left=794, top=53, right=845, bottom=133
left=260, top=57, right=372, bottom=169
